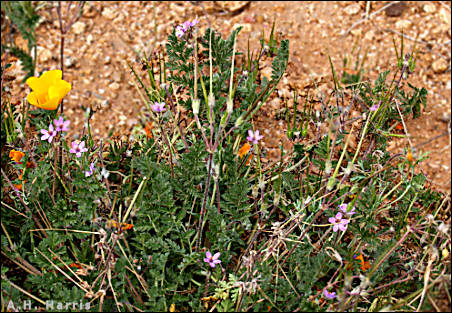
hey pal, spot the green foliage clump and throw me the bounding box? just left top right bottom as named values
left=1, top=18, right=450, bottom=313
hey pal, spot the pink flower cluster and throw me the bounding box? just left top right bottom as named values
left=40, top=116, right=70, bottom=143
left=328, top=204, right=356, bottom=233
left=175, top=19, right=199, bottom=38
left=151, top=101, right=166, bottom=113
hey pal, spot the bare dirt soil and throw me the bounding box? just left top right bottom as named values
left=3, top=1, right=451, bottom=193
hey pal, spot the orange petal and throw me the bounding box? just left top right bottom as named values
left=361, top=261, right=371, bottom=271
left=121, top=223, right=133, bottom=231
left=238, top=143, right=251, bottom=159
left=145, top=122, right=154, bottom=138
left=9, top=150, right=25, bottom=163
left=406, top=150, right=413, bottom=163
left=70, top=263, right=82, bottom=269
left=39, top=96, right=60, bottom=110
left=245, top=154, right=252, bottom=165
left=354, top=254, right=364, bottom=263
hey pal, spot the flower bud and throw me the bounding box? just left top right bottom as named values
left=226, top=98, right=233, bottom=113
left=208, top=92, right=215, bottom=108
left=235, top=115, right=244, bottom=127
left=192, top=98, right=200, bottom=115
left=325, top=160, right=332, bottom=175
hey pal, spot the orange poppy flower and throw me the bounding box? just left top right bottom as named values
left=13, top=170, right=25, bottom=190
left=145, top=122, right=154, bottom=138
left=406, top=148, right=414, bottom=163
left=238, top=143, right=252, bottom=165
left=9, top=149, right=25, bottom=164
left=111, top=220, right=133, bottom=232
left=69, top=263, right=83, bottom=269
left=353, top=254, right=371, bottom=271
left=395, top=123, right=404, bottom=131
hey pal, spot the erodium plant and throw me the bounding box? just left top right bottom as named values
left=1, top=19, right=450, bottom=313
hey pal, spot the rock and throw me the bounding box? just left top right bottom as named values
left=64, top=56, right=76, bottom=68
left=256, top=15, right=264, bottom=23
left=38, top=47, right=52, bottom=63
left=364, top=29, right=375, bottom=41
left=385, top=2, right=407, bottom=17
left=395, top=19, right=412, bottom=30
left=439, top=8, right=451, bottom=26
left=432, top=58, right=448, bottom=73
left=218, top=1, right=250, bottom=14
left=102, top=7, right=116, bottom=20
left=270, top=97, right=281, bottom=110
left=87, top=34, right=93, bottom=45
left=344, top=3, right=360, bottom=15
left=260, top=66, right=273, bottom=82
left=112, top=72, right=122, bottom=82
left=438, top=112, right=451, bottom=123
left=72, top=21, right=86, bottom=35
left=423, top=3, right=436, bottom=13
left=83, top=4, right=98, bottom=18
left=351, top=28, right=362, bottom=36
left=104, top=56, right=111, bottom=65
left=101, top=99, right=110, bottom=109
left=109, top=82, right=120, bottom=90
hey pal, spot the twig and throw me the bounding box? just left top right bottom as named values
left=342, top=1, right=401, bottom=37
left=1, top=274, right=46, bottom=305
left=1, top=169, right=47, bottom=238
left=196, top=153, right=213, bottom=249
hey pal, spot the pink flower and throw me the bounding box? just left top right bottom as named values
left=182, top=21, right=191, bottom=31
left=85, top=162, right=95, bottom=177
left=338, top=203, right=356, bottom=216
left=203, top=251, right=221, bottom=268
left=53, top=116, right=70, bottom=132
left=40, top=123, right=57, bottom=143
left=151, top=101, right=166, bottom=113
left=175, top=25, right=185, bottom=38
left=370, top=104, right=379, bottom=111
left=69, top=140, right=88, bottom=158
left=328, top=212, right=349, bottom=232
left=323, top=288, right=337, bottom=299
left=370, top=100, right=381, bottom=112
left=246, top=129, right=264, bottom=145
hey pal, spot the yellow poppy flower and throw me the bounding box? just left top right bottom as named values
left=26, top=70, right=71, bottom=110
